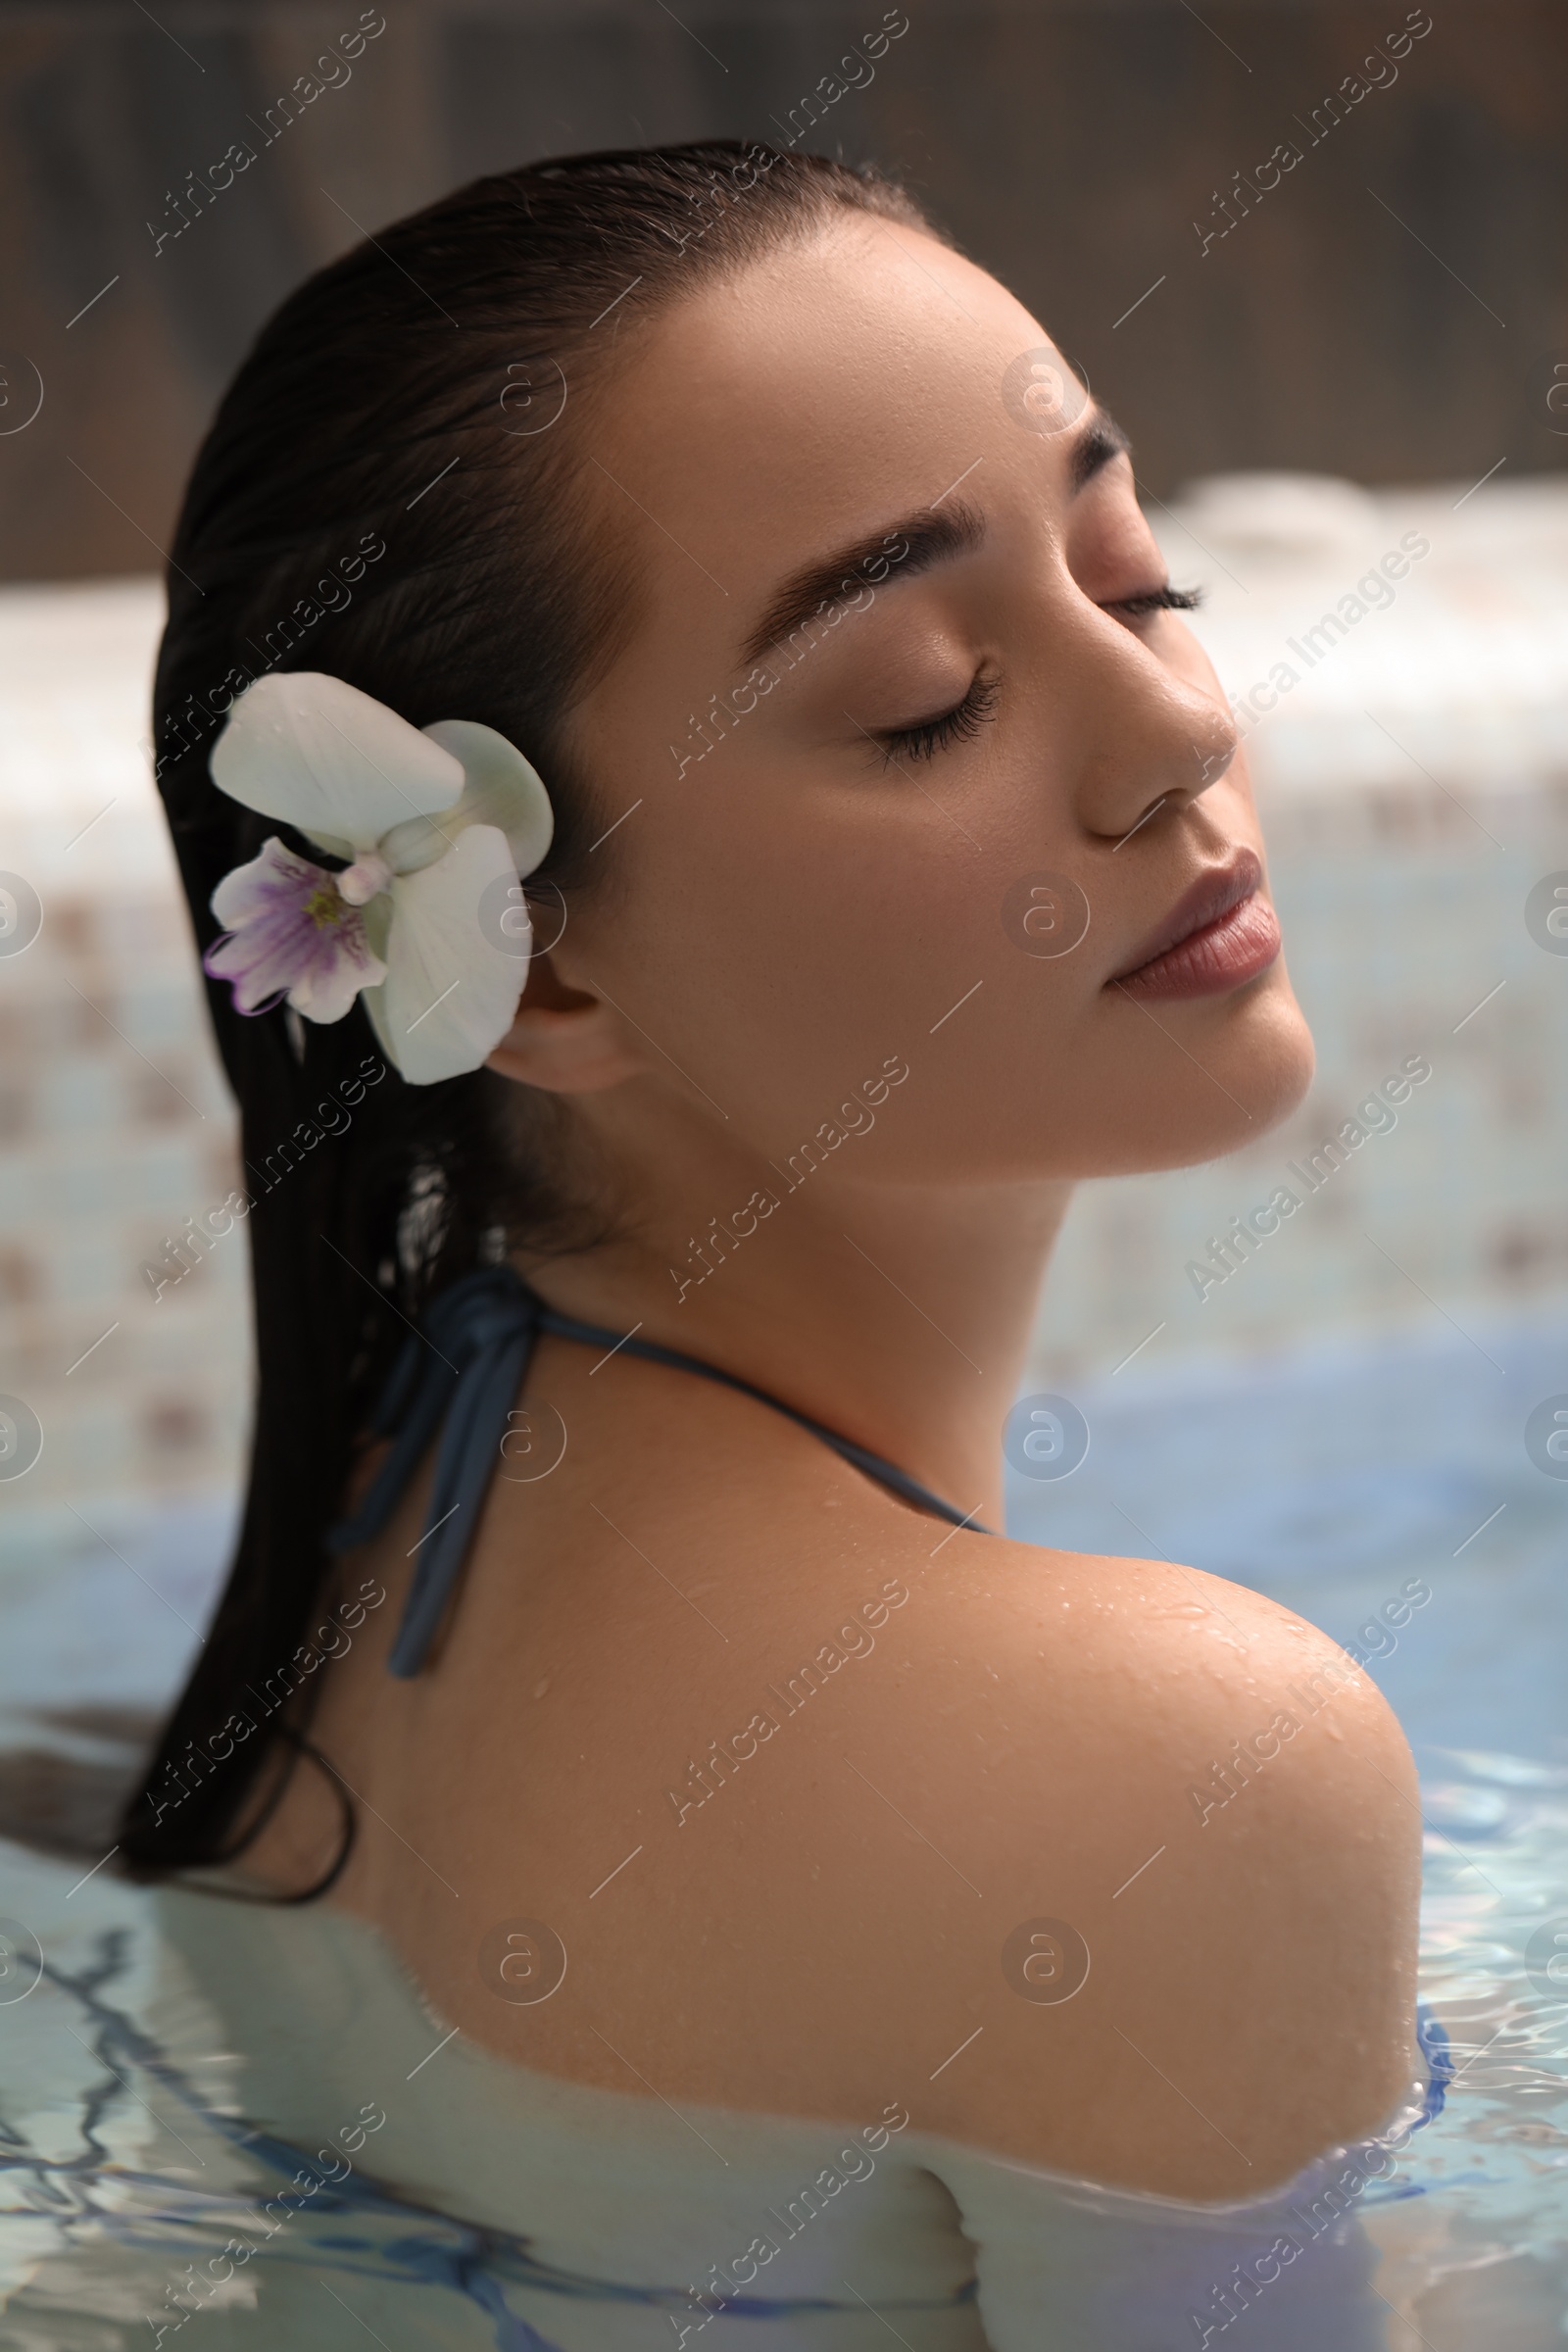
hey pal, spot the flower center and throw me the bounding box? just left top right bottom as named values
left=303, top=881, right=353, bottom=929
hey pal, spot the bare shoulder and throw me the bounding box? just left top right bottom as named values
left=283, top=1441, right=1421, bottom=2202
left=859, top=1527, right=1425, bottom=2197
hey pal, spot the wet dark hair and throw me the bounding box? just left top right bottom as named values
left=117, top=141, right=941, bottom=1889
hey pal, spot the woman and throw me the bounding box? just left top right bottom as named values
left=122, top=142, right=1429, bottom=2347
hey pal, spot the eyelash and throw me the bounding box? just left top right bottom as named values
left=875, top=672, right=1001, bottom=766
left=869, top=585, right=1200, bottom=766
left=1104, top=583, right=1204, bottom=619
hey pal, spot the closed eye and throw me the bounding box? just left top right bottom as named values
left=1102, top=583, right=1204, bottom=622
left=866, top=672, right=1001, bottom=767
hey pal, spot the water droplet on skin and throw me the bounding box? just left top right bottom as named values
left=1322, top=1713, right=1345, bottom=1740
left=532, top=1678, right=550, bottom=1699
left=1151, top=1603, right=1209, bottom=1619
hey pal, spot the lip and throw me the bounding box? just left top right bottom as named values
left=1109, top=848, right=1281, bottom=1002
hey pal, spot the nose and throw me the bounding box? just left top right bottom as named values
left=1062, top=611, right=1239, bottom=844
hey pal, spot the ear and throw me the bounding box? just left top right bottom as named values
left=484, top=950, right=644, bottom=1095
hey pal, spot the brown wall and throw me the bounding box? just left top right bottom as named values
left=0, top=0, right=1562, bottom=582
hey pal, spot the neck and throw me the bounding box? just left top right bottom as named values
left=521, top=1094, right=1073, bottom=1528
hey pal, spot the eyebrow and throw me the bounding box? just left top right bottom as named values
left=1069, top=408, right=1132, bottom=492
left=735, top=405, right=1133, bottom=670
left=739, top=503, right=985, bottom=669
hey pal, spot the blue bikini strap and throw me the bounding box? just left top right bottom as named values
left=327, top=1262, right=990, bottom=1679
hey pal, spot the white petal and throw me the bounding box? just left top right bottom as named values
left=422, top=719, right=555, bottom=876
left=372, top=811, right=456, bottom=877
left=367, top=824, right=525, bottom=1084
left=212, top=673, right=465, bottom=851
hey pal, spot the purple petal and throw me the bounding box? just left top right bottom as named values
left=210, top=837, right=323, bottom=930
left=205, top=836, right=386, bottom=1024
left=287, top=923, right=387, bottom=1024
left=206, top=925, right=313, bottom=1015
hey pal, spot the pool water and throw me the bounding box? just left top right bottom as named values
left=1, top=1310, right=1565, bottom=2348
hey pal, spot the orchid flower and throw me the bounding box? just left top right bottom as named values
left=203, top=672, right=554, bottom=1083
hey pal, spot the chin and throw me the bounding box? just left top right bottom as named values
left=1220, top=973, right=1314, bottom=1123
left=1198, top=983, right=1316, bottom=1164
left=1089, top=970, right=1316, bottom=1180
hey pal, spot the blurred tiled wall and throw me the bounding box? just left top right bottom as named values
left=0, top=580, right=248, bottom=1567
left=2, top=474, right=1566, bottom=1558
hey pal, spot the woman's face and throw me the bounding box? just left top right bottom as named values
left=552, top=215, right=1314, bottom=1185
